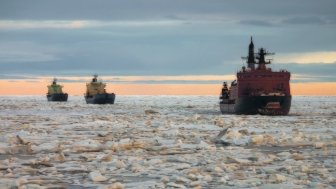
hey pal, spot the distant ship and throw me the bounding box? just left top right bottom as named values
left=46, top=78, right=68, bottom=101
left=85, top=74, right=116, bottom=104
left=220, top=37, right=291, bottom=115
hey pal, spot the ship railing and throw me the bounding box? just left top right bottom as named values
left=279, top=69, right=288, bottom=72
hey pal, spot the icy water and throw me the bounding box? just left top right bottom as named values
left=0, top=95, right=335, bottom=188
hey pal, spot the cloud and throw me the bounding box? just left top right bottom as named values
left=292, top=74, right=336, bottom=82
left=0, top=75, right=235, bottom=84
left=272, top=63, right=336, bottom=81
left=239, top=20, right=274, bottom=27
left=0, top=41, right=60, bottom=62
left=277, top=51, right=336, bottom=64
left=0, top=20, right=189, bottom=30
left=1, top=0, right=336, bottom=26
left=0, top=20, right=90, bottom=30
left=0, top=51, right=58, bottom=62
left=106, top=75, right=235, bottom=84
left=282, top=16, right=327, bottom=25
left=0, top=74, right=37, bottom=80
left=0, top=0, right=335, bottom=84
left=59, top=75, right=236, bottom=84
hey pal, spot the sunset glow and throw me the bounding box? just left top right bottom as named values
left=1, top=80, right=335, bottom=96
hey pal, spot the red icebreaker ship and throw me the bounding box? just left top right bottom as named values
left=220, top=37, right=291, bottom=115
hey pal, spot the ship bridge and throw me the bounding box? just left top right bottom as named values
left=237, top=37, right=291, bottom=97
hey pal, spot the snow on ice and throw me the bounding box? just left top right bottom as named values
left=0, top=95, right=335, bottom=188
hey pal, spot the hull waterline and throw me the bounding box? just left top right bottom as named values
left=85, top=93, right=115, bottom=104
left=220, top=95, right=291, bottom=115
left=47, top=93, right=68, bottom=102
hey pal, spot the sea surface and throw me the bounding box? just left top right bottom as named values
left=0, top=95, right=335, bottom=188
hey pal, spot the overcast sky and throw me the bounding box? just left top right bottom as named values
left=0, top=0, right=335, bottom=83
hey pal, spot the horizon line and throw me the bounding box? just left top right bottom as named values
left=1, top=81, right=336, bottom=96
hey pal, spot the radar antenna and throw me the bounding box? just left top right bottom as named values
left=266, top=50, right=275, bottom=56
left=92, top=74, right=98, bottom=82
left=255, top=48, right=275, bottom=64
left=52, top=78, right=57, bottom=84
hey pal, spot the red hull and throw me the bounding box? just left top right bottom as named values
left=220, top=37, right=291, bottom=115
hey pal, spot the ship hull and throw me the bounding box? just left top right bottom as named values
left=85, top=93, right=115, bottom=104
left=220, top=95, right=291, bottom=115
left=47, top=93, right=68, bottom=102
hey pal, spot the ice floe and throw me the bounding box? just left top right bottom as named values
left=0, top=95, right=335, bottom=188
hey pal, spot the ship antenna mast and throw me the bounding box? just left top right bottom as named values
left=255, top=48, right=275, bottom=70
left=247, top=36, right=256, bottom=70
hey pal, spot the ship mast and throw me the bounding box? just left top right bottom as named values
left=247, top=36, right=256, bottom=70
left=256, top=48, right=274, bottom=70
